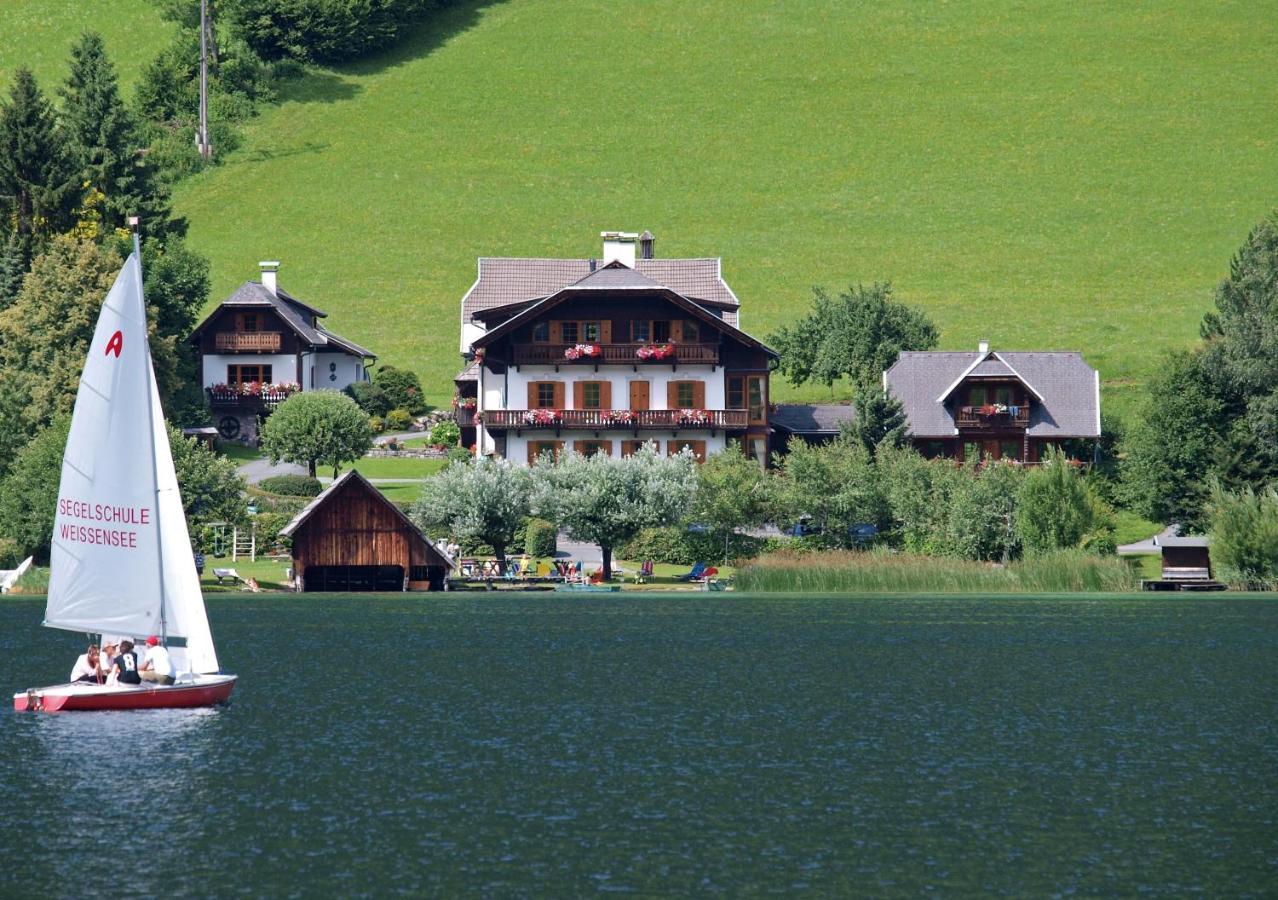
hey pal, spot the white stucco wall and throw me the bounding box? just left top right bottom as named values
left=202, top=353, right=299, bottom=388
left=503, top=431, right=726, bottom=463
left=307, top=353, right=368, bottom=391
left=502, top=365, right=725, bottom=410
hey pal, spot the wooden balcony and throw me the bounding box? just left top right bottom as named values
left=214, top=332, right=282, bottom=353
left=454, top=407, right=478, bottom=427
left=480, top=408, right=748, bottom=432
left=510, top=342, right=719, bottom=367
left=955, top=405, right=1031, bottom=429
left=208, top=388, right=295, bottom=409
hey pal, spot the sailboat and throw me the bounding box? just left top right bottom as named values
left=13, top=232, right=236, bottom=712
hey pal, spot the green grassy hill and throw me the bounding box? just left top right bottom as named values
left=6, top=1, right=1278, bottom=412
left=0, top=0, right=172, bottom=92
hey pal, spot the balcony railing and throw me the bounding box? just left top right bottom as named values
left=454, top=407, right=478, bottom=427
left=955, top=405, right=1031, bottom=429
left=208, top=388, right=295, bottom=409
left=510, top=342, right=719, bottom=366
left=480, top=409, right=748, bottom=431
left=214, top=332, right=282, bottom=352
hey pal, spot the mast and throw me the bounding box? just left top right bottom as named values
left=130, top=217, right=168, bottom=646
left=196, top=0, right=212, bottom=160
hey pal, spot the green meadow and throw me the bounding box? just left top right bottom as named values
left=4, top=1, right=1278, bottom=414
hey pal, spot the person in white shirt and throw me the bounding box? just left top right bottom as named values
left=139, top=635, right=176, bottom=685
left=69, top=645, right=105, bottom=683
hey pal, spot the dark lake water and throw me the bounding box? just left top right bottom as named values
left=2, top=594, right=1276, bottom=896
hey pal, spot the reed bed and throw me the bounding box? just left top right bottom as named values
left=736, top=549, right=1138, bottom=594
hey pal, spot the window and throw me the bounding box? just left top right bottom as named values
left=582, top=321, right=600, bottom=342
left=676, top=382, right=696, bottom=408
left=574, top=440, right=611, bottom=458
left=747, top=376, right=766, bottom=423
left=968, top=385, right=988, bottom=406
left=999, top=440, right=1021, bottom=460
left=621, top=440, right=654, bottom=457
left=560, top=321, right=579, bottom=344
left=581, top=382, right=602, bottom=409
left=652, top=320, right=671, bottom=342
left=528, top=441, right=563, bottom=465
left=630, top=320, right=651, bottom=343
left=535, top=382, right=556, bottom=408
left=921, top=441, right=948, bottom=459
left=668, top=440, right=707, bottom=462
left=995, top=386, right=1014, bottom=406
left=727, top=376, right=745, bottom=409
left=227, top=364, right=272, bottom=386
left=236, top=312, right=259, bottom=333
left=532, top=322, right=550, bottom=343
left=682, top=320, right=700, bottom=343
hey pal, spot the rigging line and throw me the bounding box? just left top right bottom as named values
left=77, top=379, right=110, bottom=402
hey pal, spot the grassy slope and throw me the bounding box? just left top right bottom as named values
left=5, top=2, right=1277, bottom=415
left=0, top=0, right=171, bottom=93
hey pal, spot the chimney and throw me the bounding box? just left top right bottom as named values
left=639, top=229, right=655, bottom=260
left=978, top=340, right=989, bottom=354
left=600, top=231, right=638, bottom=267
left=260, top=260, right=280, bottom=296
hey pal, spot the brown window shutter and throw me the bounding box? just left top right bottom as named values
left=573, top=382, right=584, bottom=409
left=599, top=382, right=612, bottom=410
left=670, top=320, right=683, bottom=343
left=667, top=382, right=678, bottom=409
left=693, top=382, right=705, bottom=408
left=527, top=382, right=538, bottom=409
left=691, top=441, right=706, bottom=462
left=573, top=440, right=586, bottom=455
left=598, top=440, right=613, bottom=456
left=528, top=442, right=538, bottom=465
left=600, top=321, right=612, bottom=344
left=553, top=441, right=564, bottom=459
left=553, top=382, right=565, bottom=409
left=549, top=322, right=561, bottom=344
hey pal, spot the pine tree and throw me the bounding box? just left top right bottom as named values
left=844, top=386, right=910, bottom=457
left=0, top=69, right=79, bottom=240
left=0, top=231, right=30, bottom=311
left=61, top=33, right=174, bottom=236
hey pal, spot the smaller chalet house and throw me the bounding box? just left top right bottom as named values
left=885, top=342, right=1100, bottom=462
left=189, top=261, right=376, bottom=440
left=457, top=231, right=777, bottom=465
left=279, top=470, right=453, bottom=592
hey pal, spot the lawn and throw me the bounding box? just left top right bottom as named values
left=1113, top=509, right=1162, bottom=547
left=345, top=456, right=447, bottom=480
left=217, top=442, right=266, bottom=463
left=3, top=2, right=1276, bottom=420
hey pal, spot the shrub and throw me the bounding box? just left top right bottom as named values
left=258, top=474, right=323, bottom=497
left=524, top=517, right=558, bottom=558
left=430, top=420, right=461, bottom=447
left=0, top=537, right=21, bottom=569
left=386, top=408, right=413, bottom=431
left=345, top=381, right=390, bottom=416
left=447, top=446, right=473, bottom=465
left=369, top=415, right=385, bottom=433
left=252, top=510, right=295, bottom=553
left=1017, top=448, right=1099, bottom=555
left=1209, top=483, right=1278, bottom=587
left=617, top=526, right=772, bottom=566
left=375, top=365, right=427, bottom=414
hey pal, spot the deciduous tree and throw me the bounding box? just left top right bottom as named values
left=411, top=457, right=531, bottom=568
left=0, top=418, right=70, bottom=562
left=259, top=390, right=373, bottom=477
left=691, top=444, right=769, bottom=565
left=769, top=283, right=937, bottom=391
left=531, top=445, right=697, bottom=580
left=168, top=424, right=247, bottom=535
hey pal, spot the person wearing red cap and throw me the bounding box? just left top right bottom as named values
left=139, top=635, right=175, bottom=685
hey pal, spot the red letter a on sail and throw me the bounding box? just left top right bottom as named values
left=105, top=331, right=123, bottom=357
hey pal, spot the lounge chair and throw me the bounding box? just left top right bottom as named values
left=212, top=567, right=240, bottom=585
left=675, top=562, right=707, bottom=582
left=633, top=560, right=654, bottom=584
left=701, top=566, right=719, bottom=583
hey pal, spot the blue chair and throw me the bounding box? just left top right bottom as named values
left=675, top=562, right=707, bottom=582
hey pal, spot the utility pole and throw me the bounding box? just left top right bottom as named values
left=196, top=0, right=212, bottom=160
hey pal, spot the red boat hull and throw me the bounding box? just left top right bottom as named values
left=13, top=676, right=236, bottom=712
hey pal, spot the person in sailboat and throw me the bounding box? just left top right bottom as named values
left=139, top=635, right=176, bottom=686
left=111, top=640, right=142, bottom=686
left=69, top=644, right=106, bottom=683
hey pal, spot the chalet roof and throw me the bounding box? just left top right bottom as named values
left=454, top=360, right=479, bottom=382
left=279, top=470, right=454, bottom=569
left=190, top=281, right=376, bottom=358
left=470, top=264, right=776, bottom=358
left=770, top=403, right=855, bottom=434
left=1155, top=535, right=1211, bottom=549
left=886, top=349, right=1100, bottom=438
left=461, top=257, right=740, bottom=327
left=969, top=357, right=1016, bottom=377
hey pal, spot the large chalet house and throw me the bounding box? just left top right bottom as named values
left=190, top=262, right=376, bottom=441
left=455, top=231, right=777, bottom=465
left=885, top=342, right=1101, bottom=462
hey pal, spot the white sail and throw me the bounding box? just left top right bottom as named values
left=45, top=251, right=221, bottom=673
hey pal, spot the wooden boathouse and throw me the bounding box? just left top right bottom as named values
left=279, top=470, right=453, bottom=592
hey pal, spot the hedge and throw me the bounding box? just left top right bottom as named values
left=258, top=474, right=324, bottom=497
left=617, top=527, right=785, bottom=567
left=524, top=518, right=557, bottom=558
